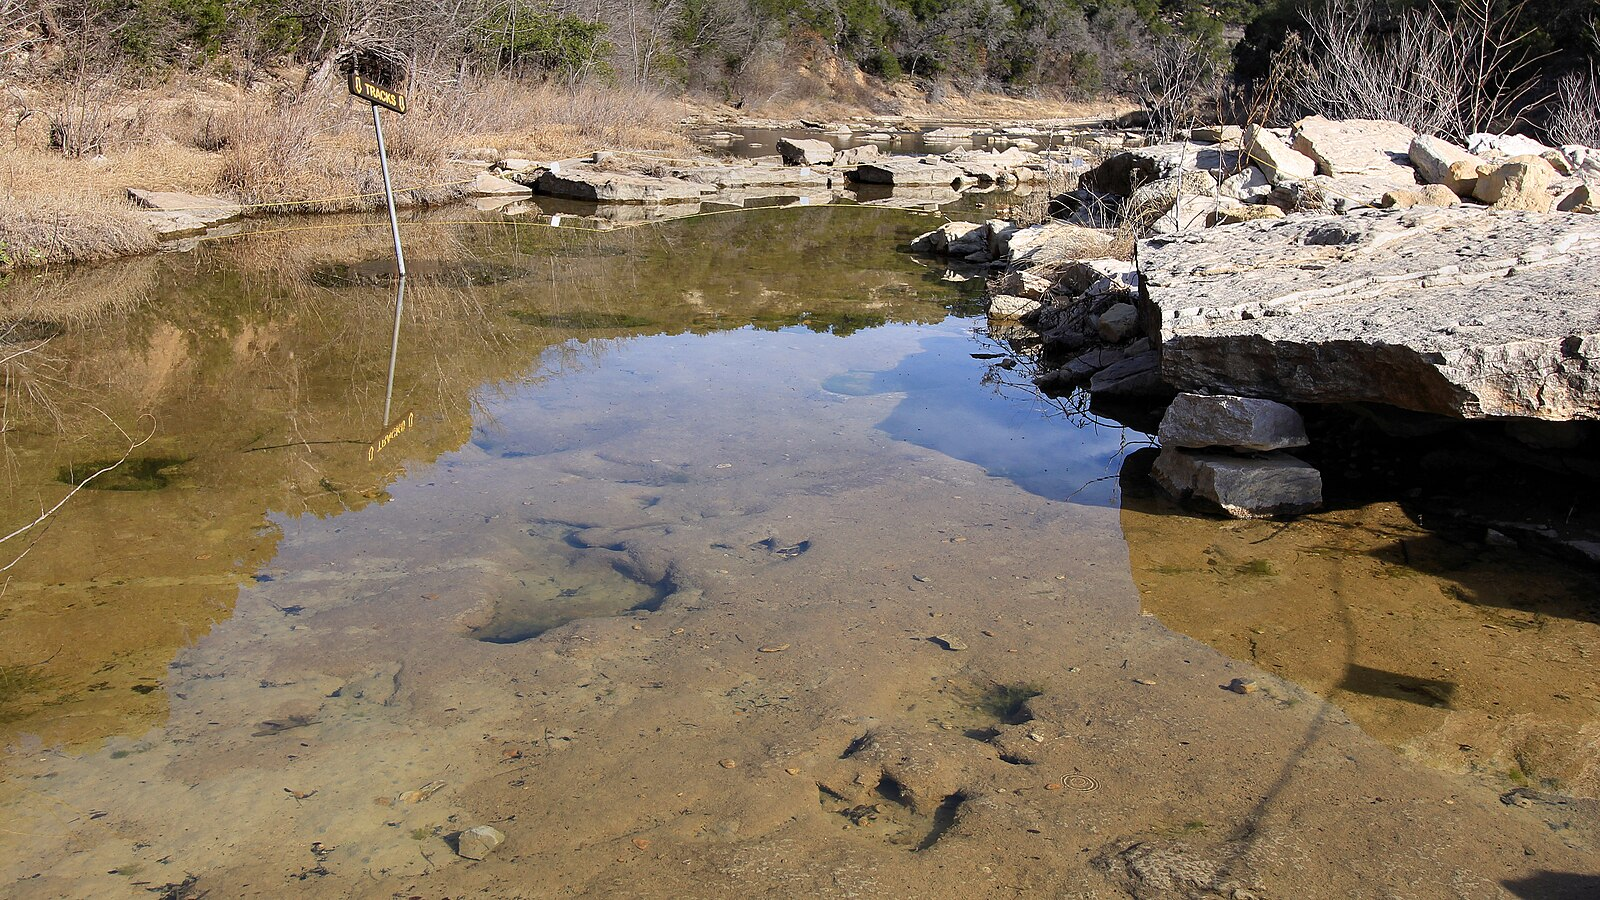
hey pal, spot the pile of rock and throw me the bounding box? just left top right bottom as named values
left=1150, top=394, right=1322, bottom=518
left=972, top=114, right=1600, bottom=520
left=1066, top=116, right=1598, bottom=233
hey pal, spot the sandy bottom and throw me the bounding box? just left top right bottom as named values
left=3, top=321, right=1597, bottom=898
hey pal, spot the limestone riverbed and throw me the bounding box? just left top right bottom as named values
left=1, top=205, right=1597, bottom=898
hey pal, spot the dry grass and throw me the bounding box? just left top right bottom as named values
left=0, top=71, right=689, bottom=271
left=0, top=175, right=157, bottom=269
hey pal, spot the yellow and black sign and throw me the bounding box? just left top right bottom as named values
left=349, top=72, right=407, bottom=114
left=369, top=410, right=416, bottom=461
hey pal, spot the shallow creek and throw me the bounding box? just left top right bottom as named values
left=1, top=205, right=1597, bottom=898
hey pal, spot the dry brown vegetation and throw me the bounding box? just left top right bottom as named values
left=0, top=69, right=689, bottom=269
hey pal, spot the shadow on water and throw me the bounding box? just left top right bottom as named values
left=1118, top=428, right=1600, bottom=796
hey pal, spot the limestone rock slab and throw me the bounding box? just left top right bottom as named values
left=776, top=138, right=836, bottom=166
left=1136, top=208, right=1600, bottom=420
left=1292, top=116, right=1417, bottom=179
left=1151, top=447, right=1323, bottom=518
left=469, top=171, right=533, bottom=197
left=1158, top=393, right=1309, bottom=450
left=846, top=158, right=965, bottom=187
left=127, top=189, right=242, bottom=239
left=534, top=166, right=713, bottom=203
left=1243, top=125, right=1315, bottom=185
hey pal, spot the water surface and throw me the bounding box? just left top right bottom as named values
left=1, top=204, right=1597, bottom=898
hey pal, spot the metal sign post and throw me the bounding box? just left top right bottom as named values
left=350, top=71, right=409, bottom=278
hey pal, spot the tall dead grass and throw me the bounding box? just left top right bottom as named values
left=0, top=70, right=690, bottom=270
left=212, top=77, right=686, bottom=212
left=0, top=195, right=156, bottom=270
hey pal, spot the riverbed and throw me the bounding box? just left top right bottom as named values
left=1, top=204, right=1596, bottom=898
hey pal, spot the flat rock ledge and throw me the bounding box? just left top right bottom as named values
left=1137, top=207, right=1600, bottom=420
left=127, top=189, right=243, bottom=239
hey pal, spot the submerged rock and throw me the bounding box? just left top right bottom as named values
left=1151, top=447, right=1323, bottom=518
left=456, top=825, right=506, bottom=860
left=1137, top=208, right=1600, bottom=420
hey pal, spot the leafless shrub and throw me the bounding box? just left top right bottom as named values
left=1291, top=0, right=1547, bottom=140
left=215, top=97, right=325, bottom=205
left=1548, top=65, right=1600, bottom=148
left=1133, top=34, right=1218, bottom=141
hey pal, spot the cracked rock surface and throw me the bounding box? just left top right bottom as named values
left=1137, top=208, right=1600, bottom=420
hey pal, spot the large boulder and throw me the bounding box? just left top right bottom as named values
left=1559, top=183, right=1598, bottom=214
left=1096, top=303, right=1140, bottom=342
left=1473, top=155, right=1558, bottom=212
left=1220, top=166, right=1272, bottom=201
left=1080, top=143, right=1240, bottom=196
left=989, top=294, right=1041, bottom=319
left=1559, top=145, right=1600, bottom=184
left=847, top=158, right=966, bottom=187
left=1292, top=116, right=1418, bottom=179
left=1468, top=133, right=1553, bottom=159
left=1158, top=393, right=1309, bottom=451
left=1243, top=125, right=1316, bottom=184
left=910, top=221, right=986, bottom=255
left=776, top=138, right=836, bottom=166
left=1408, top=135, right=1488, bottom=197
left=1136, top=208, right=1600, bottom=420
left=1190, top=125, right=1243, bottom=143
left=993, top=268, right=1053, bottom=300
left=534, top=166, right=713, bottom=203
left=1151, top=448, right=1323, bottom=518
left=1089, top=351, right=1170, bottom=398
left=834, top=144, right=881, bottom=166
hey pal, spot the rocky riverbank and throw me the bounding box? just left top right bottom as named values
left=124, top=120, right=1128, bottom=251
left=946, top=116, right=1600, bottom=545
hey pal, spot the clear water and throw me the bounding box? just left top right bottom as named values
left=1, top=202, right=1596, bottom=898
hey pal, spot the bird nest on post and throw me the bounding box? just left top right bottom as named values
left=340, top=46, right=410, bottom=94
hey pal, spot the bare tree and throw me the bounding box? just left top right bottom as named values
left=1134, top=34, right=1217, bottom=141
left=1548, top=64, right=1600, bottom=147
left=1291, top=0, right=1548, bottom=140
